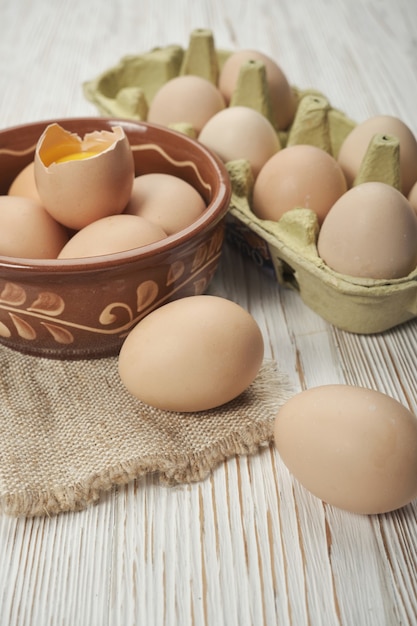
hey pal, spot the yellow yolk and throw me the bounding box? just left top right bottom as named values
left=55, top=151, right=99, bottom=163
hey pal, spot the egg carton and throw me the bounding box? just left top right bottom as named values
left=83, top=29, right=417, bottom=334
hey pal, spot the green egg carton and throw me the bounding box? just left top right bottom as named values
left=83, top=29, right=417, bottom=334
left=226, top=159, right=417, bottom=334
left=83, top=29, right=231, bottom=132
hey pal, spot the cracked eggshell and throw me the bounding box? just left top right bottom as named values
left=34, top=123, right=135, bottom=230
left=274, top=385, right=417, bottom=514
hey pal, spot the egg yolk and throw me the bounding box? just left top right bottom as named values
left=55, top=151, right=99, bottom=164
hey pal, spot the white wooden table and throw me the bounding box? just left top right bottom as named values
left=1, top=0, right=417, bottom=624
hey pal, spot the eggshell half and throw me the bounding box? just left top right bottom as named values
left=34, top=124, right=135, bottom=230
left=274, top=385, right=417, bottom=514
left=118, top=294, right=264, bottom=412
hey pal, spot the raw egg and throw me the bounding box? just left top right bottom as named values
left=118, top=294, right=264, bottom=412
left=274, top=384, right=417, bottom=514
left=198, top=106, right=281, bottom=178
left=125, top=173, right=206, bottom=235
left=317, top=182, right=417, bottom=279
left=58, top=214, right=167, bottom=259
left=34, top=123, right=135, bottom=230
left=0, top=196, right=69, bottom=259
left=147, top=75, right=226, bottom=134
left=337, top=115, right=417, bottom=196
left=252, top=144, right=347, bottom=224
left=218, top=49, right=297, bottom=130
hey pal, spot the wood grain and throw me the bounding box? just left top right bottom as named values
left=1, top=0, right=417, bottom=624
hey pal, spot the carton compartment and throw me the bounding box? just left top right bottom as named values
left=83, top=28, right=417, bottom=334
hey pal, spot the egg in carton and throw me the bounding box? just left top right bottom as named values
left=83, top=29, right=417, bottom=334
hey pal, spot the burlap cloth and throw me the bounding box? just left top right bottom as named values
left=0, top=344, right=292, bottom=517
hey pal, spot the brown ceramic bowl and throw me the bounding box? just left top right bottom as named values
left=0, top=117, right=231, bottom=358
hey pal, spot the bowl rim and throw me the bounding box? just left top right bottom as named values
left=0, top=117, right=231, bottom=273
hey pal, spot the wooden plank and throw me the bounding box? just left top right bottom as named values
left=0, top=0, right=417, bottom=624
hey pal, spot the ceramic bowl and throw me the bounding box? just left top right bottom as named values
left=0, top=117, right=231, bottom=358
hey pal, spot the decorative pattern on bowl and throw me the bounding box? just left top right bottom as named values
left=0, top=118, right=230, bottom=358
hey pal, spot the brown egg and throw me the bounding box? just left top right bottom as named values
left=0, top=195, right=69, bottom=259
left=252, top=144, right=347, bottom=224
left=337, top=115, right=417, bottom=196
left=8, top=161, right=41, bottom=202
left=317, top=182, right=417, bottom=279
left=408, top=180, right=417, bottom=215
left=58, top=214, right=167, bottom=259
left=34, top=123, right=135, bottom=230
left=198, top=106, right=280, bottom=178
left=274, top=385, right=417, bottom=514
left=125, top=173, right=206, bottom=235
left=147, top=75, right=226, bottom=134
left=218, top=49, right=297, bottom=130
left=118, top=294, right=264, bottom=412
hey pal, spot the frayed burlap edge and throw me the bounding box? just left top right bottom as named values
left=1, top=422, right=274, bottom=518
left=0, top=360, right=293, bottom=518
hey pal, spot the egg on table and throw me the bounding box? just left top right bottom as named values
left=118, top=294, right=264, bottom=412
left=274, top=384, right=417, bottom=514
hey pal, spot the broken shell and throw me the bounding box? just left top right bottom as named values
left=34, top=123, right=135, bottom=230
